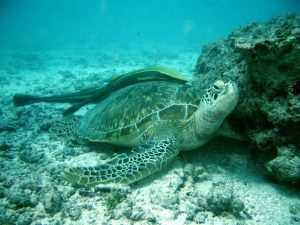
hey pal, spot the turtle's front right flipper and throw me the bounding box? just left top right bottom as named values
left=62, top=137, right=180, bottom=186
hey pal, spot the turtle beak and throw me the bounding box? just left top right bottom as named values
left=225, top=83, right=230, bottom=94
left=224, top=82, right=238, bottom=95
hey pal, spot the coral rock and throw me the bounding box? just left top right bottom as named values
left=194, top=13, right=300, bottom=184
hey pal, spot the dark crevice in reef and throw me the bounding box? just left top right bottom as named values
left=291, top=80, right=300, bottom=95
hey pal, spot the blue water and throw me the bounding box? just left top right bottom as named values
left=1, top=0, right=299, bottom=50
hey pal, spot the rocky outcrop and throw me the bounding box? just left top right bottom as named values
left=193, top=13, right=300, bottom=184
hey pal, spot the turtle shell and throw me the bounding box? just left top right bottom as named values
left=79, top=81, right=201, bottom=144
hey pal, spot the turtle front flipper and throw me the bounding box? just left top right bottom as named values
left=62, top=137, right=180, bottom=186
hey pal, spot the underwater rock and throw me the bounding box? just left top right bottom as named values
left=8, top=191, right=38, bottom=209
left=0, top=140, right=12, bottom=151
left=182, top=163, right=211, bottom=182
left=150, top=191, right=179, bottom=210
left=105, top=189, right=128, bottom=212
left=16, top=212, right=34, bottom=225
left=78, top=187, right=95, bottom=198
left=290, top=203, right=300, bottom=223
left=0, top=120, right=20, bottom=133
left=124, top=204, right=157, bottom=223
left=110, top=198, right=133, bottom=220
left=0, top=186, right=5, bottom=198
left=193, top=13, right=300, bottom=184
left=184, top=201, right=202, bottom=221
left=58, top=186, right=76, bottom=200
left=206, top=182, right=245, bottom=217
left=183, top=163, right=195, bottom=177
left=130, top=206, right=146, bottom=221
left=0, top=174, right=5, bottom=183
left=2, top=176, right=15, bottom=188
left=0, top=207, right=18, bottom=225
left=266, top=145, right=300, bottom=183
left=19, top=179, right=43, bottom=193
left=41, top=188, right=63, bottom=214
left=19, top=145, right=45, bottom=164
left=62, top=203, right=82, bottom=221
left=193, top=212, right=208, bottom=224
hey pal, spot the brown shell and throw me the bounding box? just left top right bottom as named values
left=79, top=81, right=201, bottom=142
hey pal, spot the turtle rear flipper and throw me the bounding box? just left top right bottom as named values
left=62, top=137, right=180, bottom=186
left=50, top=115, right=82, bottom=137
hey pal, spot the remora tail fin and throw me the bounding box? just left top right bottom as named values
left=13, top=94, right=43, bottom=107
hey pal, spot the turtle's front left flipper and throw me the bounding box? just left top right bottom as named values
left=62, top=137, right=180, bottom=186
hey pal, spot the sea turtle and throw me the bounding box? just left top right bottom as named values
left=13, top=67, right=189, bottom=116
left=57, top=79, right=239, bottom=186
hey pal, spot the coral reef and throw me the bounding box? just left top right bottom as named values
left=193, top=13, right=300, bottom=184
left=205, top=182, right=246, bottom=218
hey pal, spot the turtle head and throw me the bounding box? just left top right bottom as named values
left=200, top=80, right=239, bottom=120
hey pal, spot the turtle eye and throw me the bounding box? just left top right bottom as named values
left=211, top=81, right=224, bottom=93
left=212, top=85, right=219, bottom=90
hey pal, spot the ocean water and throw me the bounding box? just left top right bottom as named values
left=1, top=0, right=299, bottom=51
left=1, top=1, right=300, bottom=225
